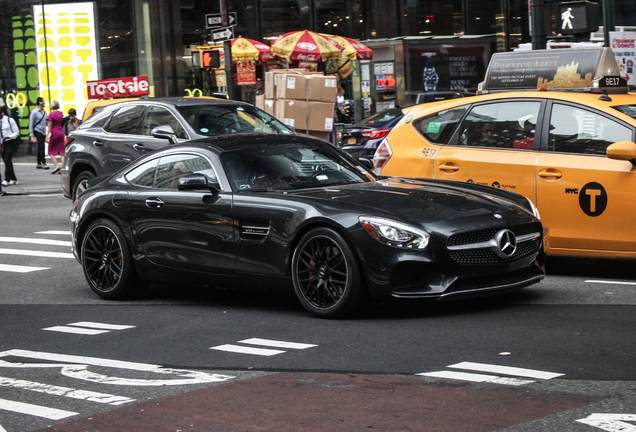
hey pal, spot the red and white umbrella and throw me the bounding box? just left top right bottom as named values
left=271, top=30, right=343, bottom=62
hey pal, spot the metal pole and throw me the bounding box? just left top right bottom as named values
left=530, top=0, right=546, bottom=50
left=602, top=0, right=615, bottom=47
left=220, top=0, right=234, bottom=100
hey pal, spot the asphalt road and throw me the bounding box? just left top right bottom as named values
left=1, top=195, right=635, bottom=432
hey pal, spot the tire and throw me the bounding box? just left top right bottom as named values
left=291, top=227, right=362, bottom=318
left=72, top=170, right=95, bottom=200
left=81, top=218, right=142, bottom=300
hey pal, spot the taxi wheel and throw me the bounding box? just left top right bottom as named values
left=81, top=218, right=142, bottom=300
left=292, top=227, right=362, bottom=319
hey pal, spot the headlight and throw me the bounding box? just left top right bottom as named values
left=525, top=198, right=540, bottom=220
left=359, top=216, right=429, bottom=249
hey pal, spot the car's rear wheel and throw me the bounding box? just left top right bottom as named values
left=292, top=227, right=362, bottom=318
left=81, top=218, right=142, bottom=300
left=72, top=170, right=95, bottom=200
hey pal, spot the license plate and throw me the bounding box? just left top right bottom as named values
left=348, top=137, right=357, bottom=144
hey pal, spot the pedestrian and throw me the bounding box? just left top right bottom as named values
left=29, top=97, right=49, bottom=169
left=63, top=108, right=81, bottom=136
left=46, top=100, right=65, bottom=174
left=0, top=108, right=20, bottom=188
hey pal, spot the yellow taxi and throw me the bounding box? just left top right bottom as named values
left=375, top=48, right=636, bottom=259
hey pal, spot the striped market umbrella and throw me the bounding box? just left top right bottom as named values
left=321, top=34, right=373, bottom=61
left=271, top=30, right=343, bottom=62
left=231, top=37, right=275, bottom=62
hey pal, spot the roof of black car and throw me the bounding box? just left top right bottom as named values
left=132, top=96, right=252, bottom=107
left=175, top=134, right=325, bottom=153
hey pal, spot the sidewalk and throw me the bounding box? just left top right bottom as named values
left=1, top=152, right=65, bottom=196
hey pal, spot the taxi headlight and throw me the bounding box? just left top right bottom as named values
left=359, top=216, right=429, bottom=249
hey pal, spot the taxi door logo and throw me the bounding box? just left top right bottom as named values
left=579, top=182, right=607, bottom=217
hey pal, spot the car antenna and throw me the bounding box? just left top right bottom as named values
left=599, top=89, right=612, bottom=102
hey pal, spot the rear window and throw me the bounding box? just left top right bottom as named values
left=358, top=108, right=403, bottom=125
left=412, top=107, right=466, bottom=144
left=613, top=105, right=636, bottom=119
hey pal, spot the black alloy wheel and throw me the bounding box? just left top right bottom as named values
left=292, top=227, right=362, bottom=318
left=81, top=218, right=140, bottom=300
left=72, top=170, right=95, bottom=200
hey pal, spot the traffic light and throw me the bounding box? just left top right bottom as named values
left=200, top=50, right=220, bottom=68
left=559, top=1, right=600, bottom=35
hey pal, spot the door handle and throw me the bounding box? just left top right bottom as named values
left=92, top=140, right=103, bottom=148
left=132, top=143, right=146, bottom=152
left=438, top=162, right=459, bottom=173
left=145, top=198, right=164, bottom=208
left=538, top=169, right=563, bottom=180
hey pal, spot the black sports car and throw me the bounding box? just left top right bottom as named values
left=70, top=134, right=548, bottom=318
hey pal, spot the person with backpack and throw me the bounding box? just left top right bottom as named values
left=63, top=108, right=81, bottom=136
left=29, top=97, right=49, bottom=169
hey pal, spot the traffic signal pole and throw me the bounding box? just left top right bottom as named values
left=602, top=0, right=615, bottom=46
left=531, top=0, right=547, bottom=50
left=220, top=0, right=235, bottom=100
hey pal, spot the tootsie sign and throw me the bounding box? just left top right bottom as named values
left=86, top=76, right=150, bottom=99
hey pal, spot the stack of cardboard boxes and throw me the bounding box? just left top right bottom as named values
left=256, top=70, right=337, bottom=141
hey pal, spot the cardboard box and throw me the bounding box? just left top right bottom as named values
left=263, top=98, right=275, bottom=116
left=306, top=130, right=332, bottom=142
left=307, top=101, right=335, bottom=131
left=275, top=74, right=307, bottom=100
left=255, top=94, right=264, bottom=110
left=307, top=75, right=338, bottom=102
left=274, top=99, right=307, bottom=130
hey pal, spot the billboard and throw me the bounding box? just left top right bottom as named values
left=32, top=2, right=99, bottom=114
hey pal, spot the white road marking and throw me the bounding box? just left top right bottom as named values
left=418, top=370, right=504, bottom=382
left=68, top=322, right=136, bottom=330
left=0, top=398, right=78, bottom=420
left=576, top=413, right=636, bottom=431
left=239, top=338, right=317, bottom=350
left=0, top=264, right=49, bottom=273
left=0, top=349, right=160, bottom=371
left=0, top=376, right=134, bottom=405
left=0, top=248, right=74, bottom=259
left=34, top=231, right=71, bottom=235
left=43, top=326, right=110, bottom=335
left=211, top=344, right=286, bottom=356
left=0, top=237, right=71, bottom=247
left=0, top=422, right=6, bottom=432
left=586, top=280, right=636, bottom=286
left=448, top=362, right=564, bottom=380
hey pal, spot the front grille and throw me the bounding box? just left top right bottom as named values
left=444, top=267, right=544, bottom=295
left=447, top=222, right=542, bottom=265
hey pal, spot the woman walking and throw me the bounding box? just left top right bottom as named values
left=46, top=100, right=65, bottom=174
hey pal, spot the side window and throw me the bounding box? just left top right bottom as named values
left=548, top=103, right=633, bottom=155
left=458, top=101, right=541, bottom=149
left=413, top=107, right=466, bottom=144
left=104, top=105, right=146, bottom=134
left=140, top=106, right=188, bottom=139
left=125, top=158, right=159, bottom=187
left=154, top=154, right=217, bottom=190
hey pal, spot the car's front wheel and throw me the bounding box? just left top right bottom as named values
left=291, top=227, right=362, bottom=318
left=72, top=170, right=95, bottom=200
left=81, top=218, right=142, bottom=300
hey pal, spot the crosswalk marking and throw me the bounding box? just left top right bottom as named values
left=0, top=237, right=71, bottom=247
left=43, top=322, right=136, bottom=335
left=211, top=344, right=286, bottom=356
left=0, top=349, right=161, bottom=371
left=417, top=361, right=564, bottom=386
left=0, top=376, right=135, bottom=405
left=0, top=248, right=74, bottom=259
left=43, top=326, right=110, bottom=335
left=0, top=264, right=49, bottom=273
left=0, top=398, right=78, bottom=420
left=238, top=338, right=317, bottom=350
left=68, top=322, right=136, bottom=331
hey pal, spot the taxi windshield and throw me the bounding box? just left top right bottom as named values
left=613, top=105, right=636, bottom=120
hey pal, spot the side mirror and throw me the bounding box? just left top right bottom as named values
left=177, top=173, right=220, bottom=192
left=358, top=157, right=375, bottom=171
left=607, top=141, right=636, bottom=167
left=151, top=125, right=178, bottom=144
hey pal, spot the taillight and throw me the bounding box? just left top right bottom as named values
left=65, top=136, right=74, bottom=146
left=373, top=139, right=392, bottom=175
left=361, top=129, right=390, bottom=141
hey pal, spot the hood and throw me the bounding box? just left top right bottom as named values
left=290, top=178, right=534, bottom=226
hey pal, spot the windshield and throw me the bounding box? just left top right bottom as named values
left=177, top=104, right=293, bottom=136
left=222, top=141, right=376, bottom=191
left=613, top=105, right=636, bottom=120
left=357, top=107, right=403, bottom=126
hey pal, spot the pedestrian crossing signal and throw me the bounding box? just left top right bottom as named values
left=559, top=1, right=599, bottom=35
left=201, top=50, right=221, bottom=69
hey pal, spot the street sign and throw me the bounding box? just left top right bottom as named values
left=205, top=12, right=237, bottom=29
left=211, top=26, right=234, bottom=43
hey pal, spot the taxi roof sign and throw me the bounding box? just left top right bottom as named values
left=478, top=48, right=629, bottom=95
